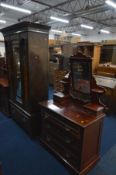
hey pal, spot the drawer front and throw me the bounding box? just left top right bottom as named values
left=41, top=109, right=82, bottom=169
left=42, top=110, right=81, bottom=138
left=42, top=133, right=66, bottom=157
left=42, top=133, right=80, bottom=169
left=10, top=105, right=32, bottom=134
left=42, top=116, right=81, bottom=154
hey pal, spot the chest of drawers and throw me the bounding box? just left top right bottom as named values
left=39, top=100, right=104, bottom=175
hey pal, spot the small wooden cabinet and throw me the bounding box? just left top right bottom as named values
left=39, top=100, right=104, bottom=175
left=1, top=22, right=50, bottom=136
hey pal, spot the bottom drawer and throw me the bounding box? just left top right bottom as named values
left=42, top=133, right=66, bottom=157
left=10, top=104, right=32, bottom=135
left=41, top=133, right=80, bottom=170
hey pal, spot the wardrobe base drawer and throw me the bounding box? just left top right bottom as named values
left=10, top=104, right=34, bottom=136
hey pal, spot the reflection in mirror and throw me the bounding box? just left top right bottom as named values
left=13, top=44, right=22, bottom=103
left=70, top=58, right=92, bottom=103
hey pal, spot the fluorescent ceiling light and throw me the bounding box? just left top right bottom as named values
left=106, top=0, right=116, bottom=8
left=35, top=21, right=40, bottom=24
left=100, top=29, right=110, bottom=34
left=71, top=33, right=81, bottom=36
left=15, top=31, right=22, bottom=34
left=63, top=13, right=70, bottom=16
left=0, top=3, right=32, bottom=14
left=0, top=12, right=5, bottom=17
left=51, top=29, right=62, bottom=33
left=80, top=24, right=93, bottom=30
left=50, top=16, right=69, bottom=23
left=0, top=19, right=6, bottom=24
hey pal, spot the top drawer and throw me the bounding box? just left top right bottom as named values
left=41, top=110, right=82, bottom=141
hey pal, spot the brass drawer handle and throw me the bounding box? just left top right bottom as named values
left=65, top=138, right=71, bottom=144
left=65, top=127, right=71, bottom=132
left=22, top=117, right=27, bottom=122
left=46, top=136, right=51, bottom=142
left=46, top=124, right=51, bottom=129
left=43, top=113, right=49, bottom=119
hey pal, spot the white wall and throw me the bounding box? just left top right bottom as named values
left=49, top=31, right=116, bottom=43
left=49, top=33, right=54, bottom=39
left=81, top=30, right=116, bottom=42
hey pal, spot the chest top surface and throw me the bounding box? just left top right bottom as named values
left=39, top=100, right=105, bottom=128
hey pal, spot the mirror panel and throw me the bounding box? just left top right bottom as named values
left=12, top=40, right=22, bottom=103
